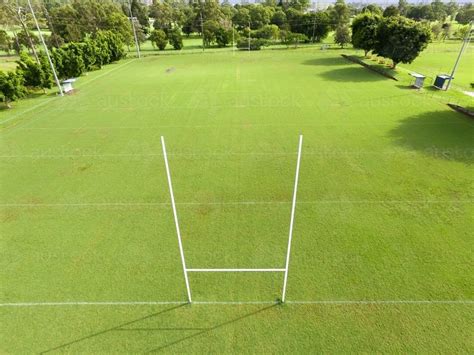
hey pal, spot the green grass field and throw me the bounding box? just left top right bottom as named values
left=398, top=40, right=474, bottom=90
left=1, top=48, right=473, bottom=352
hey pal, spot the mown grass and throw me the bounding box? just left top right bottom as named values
left=1, top=48, right=473, bottom=352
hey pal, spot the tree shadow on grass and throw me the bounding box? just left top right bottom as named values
left=40, top=303, right=278, bottom=353
left=40, top=304, right=187, bottom=354
left=146, top=304, right=277, bottom=352
left=318, top=66, right=386, bottom=82
left=301, top=57, right=347, bottom=66
left=389, top=110, right=474, bottom=164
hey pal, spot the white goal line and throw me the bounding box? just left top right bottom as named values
left=186, top=268, right=286, bottom=272
left=1, top=300, right=472, bottom=307
left=3, top=200, right=471, bottom=208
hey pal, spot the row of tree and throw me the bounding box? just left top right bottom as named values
left=1, top=0, right=471, bottom=55
left=0, top=30, right=126, bottom=108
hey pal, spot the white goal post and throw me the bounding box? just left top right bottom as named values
left=161, top=135, right=304, bottom=304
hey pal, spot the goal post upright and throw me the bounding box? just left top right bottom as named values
left=161, top=136, right=192, bottom=303
left=161, top=135, right=303, bottom=304
left=281, top=135, right=303, bottom=303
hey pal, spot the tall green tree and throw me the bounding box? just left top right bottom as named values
left=334, top=25, right=351, bottom=48
left=271, top=10, right=288, bottom=29
left=431, top=0, right=447, bottom=22
left=248, top=5, right=272, bottom=29
left=122, top=0, right=149, bottom=30
left=0, top=70, right=26, bottom=108
left=398, top=0, right=409, bottom=16
left=330, top=0, right=350, bottom=30
left=351, top=13, right=381, bottom=56
left=168, top=28, right=183, bottom=50
left=456, top=4, right=474, bottom=24
left=16, top=52, right=53, bottom=91
left=383, top=6, right=400, bottom=18
left=149, top=29, right=168, bottom=50
left=374, top=16, right=431, bottom=68
left=0, top=30, right=11, bottom=55
left=362, top=4, right=382, bottom=16
left=232, top=7, right=251, bottom=30
left=290, top=12, right=330, bottom=42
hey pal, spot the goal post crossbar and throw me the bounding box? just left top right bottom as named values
left=161, top=135, right=303, bottom=304
left=187, top=268, right=286, bottom=272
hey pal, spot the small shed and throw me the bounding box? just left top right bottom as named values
left=433, top=74, right=452, bottom=90
left=409, top=72, right=426, bottom=89
left=61, top=78, right=77, bottom=94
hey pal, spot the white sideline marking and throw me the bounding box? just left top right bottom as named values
left=13, top=119, right=469, bottom=130
left=1, top=59, right=137, bottom=131
left=0, top=301, right=185, bottom=307
left=1, top=200, right=472, bottom=208
left=282, top=135, right=303, bottom=302
left=75, top=59, right=137, bottom=89
left=161, top=136, right=193, bottom=303
left=0, top=151, right=421, bottom=159
left=0, top=98, right=58, bottom=125
left=187, top=268, right=286, bottom=272
left=1, top=300, right=472, bottom=307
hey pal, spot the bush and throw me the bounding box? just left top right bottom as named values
left=236, top=38, right=267, bottom=50
left=46, top=33, right=65, bottom=49
left=0, top=70, right=26, bottom=108
left=93, top=30, right=126, bottom=64
left=16, top=52, right=53, bottom=90
left=149, top=29, right=168, bottom=50
left=81, top=37, right=100, bottom=71
left=280, top=31, right=308, bottom=48
left=168, top=28, right=183, bottom=50
left=252, top=24, right=280, bottom=42
left=334, top=25, right=351, bottom=48
left=52, top=43, right=85, bottom=79
left=215, top=28, right=234, bottom=48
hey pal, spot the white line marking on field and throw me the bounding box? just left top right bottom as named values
left=187, top=268, right=286, bottom=272
left=1, top=200, right=472, bottom=208
left=13, top=120, right=470, bottom=130
left=0, top=151, right=425, bottom=159
left=75, top=59, right=137, bottom=88
left=1, top=300, right=472, bottom=307
left=0, top=97, right=58, bottom=125
left=0, top=301, right=185, bottom=307
left=1, top=59, right=137, bottom=132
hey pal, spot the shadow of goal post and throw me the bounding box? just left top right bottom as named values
left=161, top=135, right=304, bottom=304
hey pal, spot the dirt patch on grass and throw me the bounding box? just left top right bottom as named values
left=1, top=210, right=19, bottom=223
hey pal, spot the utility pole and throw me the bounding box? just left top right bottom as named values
left=446, top=21, right=472, bottom=90
left=27, top=0, right=63, bottom=97
left=128, top=0, right=141, bottom=59
left=311, top=16, right=316, bottom=43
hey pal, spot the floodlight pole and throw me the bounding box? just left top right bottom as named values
left=446, top=21, right=472, bottom=90
left=281, top=135, right=303, bottom=303
left=128, top=0, right=141, bottom=59
left=248, top=21, right=251, bottom=51
left=232, top=21, right=235, bottom=55
left=200, top=11, right=205, bottom=52
left=26, top=0, right=64, bottom=97
left=161, top=136, right=192, bottom=303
